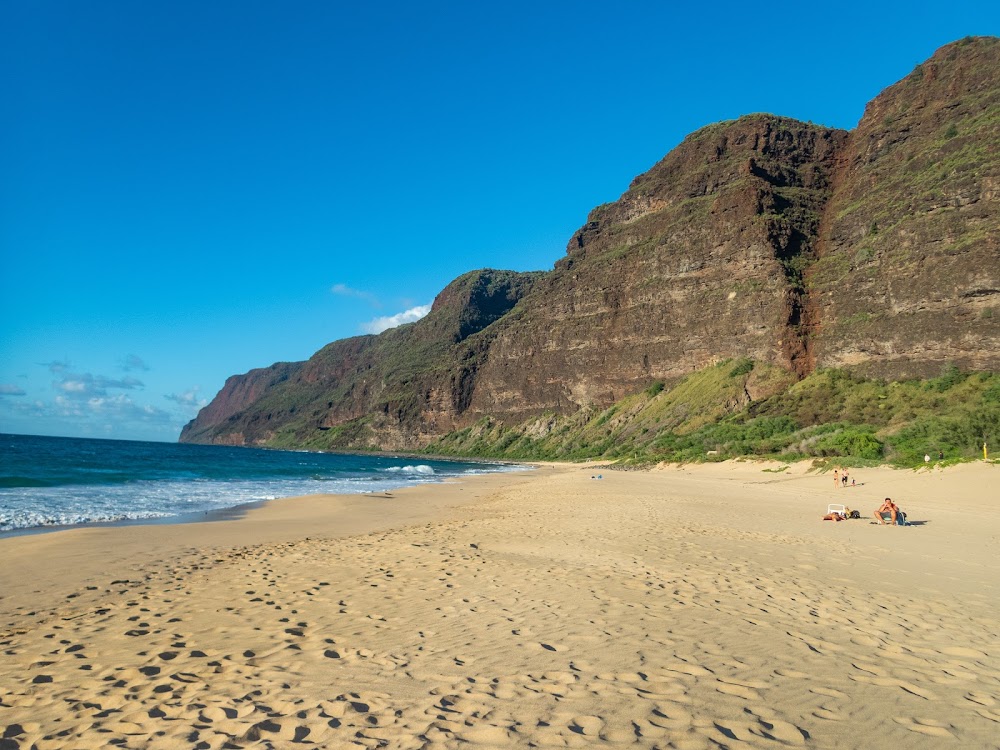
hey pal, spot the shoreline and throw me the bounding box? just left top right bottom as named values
left=0, top=434, right=535, bottom=540
left=0, top=496, right=271, bottom=541
left=0, top=464, right=550, bottom=619
left=1, top=460, right=996, bottom=749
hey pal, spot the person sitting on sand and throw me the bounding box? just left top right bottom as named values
left=874, top=498, right=899, bottom=525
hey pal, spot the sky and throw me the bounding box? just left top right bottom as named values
left=2, top=1, right=998, bottom=442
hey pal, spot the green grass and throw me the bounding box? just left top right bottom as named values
left=422, top=362, right=1000, bottom=468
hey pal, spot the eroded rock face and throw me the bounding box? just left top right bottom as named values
left=181, top=38, right=1000, bottom=449
left=810, top=36, right=1000, bottom=377
left=465, top=115, right=848, bottom=423
left=179, top=362, right=301, bottom=444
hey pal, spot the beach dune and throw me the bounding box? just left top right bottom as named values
left=0, top=461, right=997, bottom=749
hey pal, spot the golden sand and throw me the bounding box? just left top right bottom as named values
left=0, top=461, right=997, bottom=749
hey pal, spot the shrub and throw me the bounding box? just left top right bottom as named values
left=815, top=427, right=884, bottom=459
left=728, top=358, right=754, bottom=377
left=930, top=364, right=967, bottom=392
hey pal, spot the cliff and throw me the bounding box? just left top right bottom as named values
left=810, top=36, right=1000, bottom=376
left=181, top=38, right=1000, bottom=451
left=461, top=115, right=847, bottom=428
left=180, top=269, right=542, bottom=449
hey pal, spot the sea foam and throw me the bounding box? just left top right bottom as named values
left=0, top=434, right=528, bottom=534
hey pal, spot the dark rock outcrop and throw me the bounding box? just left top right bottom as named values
left=181, top=38, right=1000, bottom=450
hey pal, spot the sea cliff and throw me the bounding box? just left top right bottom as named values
left=181, top=37, right=1000, bottom=458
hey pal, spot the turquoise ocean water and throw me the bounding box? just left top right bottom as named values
left=0, top=433, right=524, bottom=535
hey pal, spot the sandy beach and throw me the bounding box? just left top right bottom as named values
left=0, top=460, right=997, bottom=749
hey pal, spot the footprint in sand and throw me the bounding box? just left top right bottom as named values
left=812, top=707, right=844, bottom=721
left=964, top=691, right=996, bottom=707
left=635, top=679, right=686, bottom=699
left=849, top=634, right=882, bottom=648
left=773, top=668, right=809, bottom=679
left=974, top=707, right=1000, bottom=723
left=664, top=663, right=713, bottom=677
left=869, top=677, right=936, bottom=700
left=892, top=716, right=955, bottom=738
left=750, top=716, right=809, bottom=745
left=809, top=687, right=848, bottom=699
left=940, top=646, right=986, bottom=658
left=541, top=641, right=564, bottom=652
left=714, top=681, right=760, bottom=701
left=850, top=661, right=887, bottom=677
left=568, top=714, right=604, bottom=736
left=648, top=703, right=693, bottom=730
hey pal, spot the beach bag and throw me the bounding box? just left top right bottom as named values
left=849, top=510, right=861, bottom=519
left=896, top=511, right=908, bottom=526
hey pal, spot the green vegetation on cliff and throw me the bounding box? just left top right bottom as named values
left=423, top=362, right=1000, bottom=468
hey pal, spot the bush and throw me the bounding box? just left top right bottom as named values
left=728, top=358, right=755, bottom=377
left=886, top=406, right=1000, bottom=464
left=814, top=428, right=884, bottom=460
left=929, top=364, right=967, bottom=392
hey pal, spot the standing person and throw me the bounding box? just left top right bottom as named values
left=834, top=469, right=839, bottom=488
left=842, top=471, right=849, bottom=487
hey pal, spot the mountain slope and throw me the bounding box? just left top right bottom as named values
left=181, top=38, right=1000, bottom=452
left=180, top=269, right=541, bottom=449
left=810, top=35, right=1000, bottom=377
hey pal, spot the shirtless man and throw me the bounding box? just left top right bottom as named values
left=874, top=497, right=899, bottom=525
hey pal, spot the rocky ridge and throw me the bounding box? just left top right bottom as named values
left=181, top=38, right=1000, bottom=451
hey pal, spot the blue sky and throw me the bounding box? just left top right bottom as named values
left=2, top=1, right=998, bottom=442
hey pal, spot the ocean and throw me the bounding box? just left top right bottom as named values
left=0, top=433, right=525, bottom=535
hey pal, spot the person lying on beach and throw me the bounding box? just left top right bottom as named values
left=823, top=511, right=847, bottom=521
left=874, top=498, right=899, bottom=525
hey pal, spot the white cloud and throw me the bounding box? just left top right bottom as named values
left=59, top=380, right=89, bottom=394
left=331, top=283, right=380, bottom=306
left=165, top=387, right=209, bottom=414
left=1, top=387, right=175, bottom=439
left=85, top=393, right=172, bottom=422
left=55, top=373, right=145, bottom=398
left=165, top=389, right=204, bottom=406
left=0, top=384, right=26, bottom=396
left=360, top=304, right=432, bottom=334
